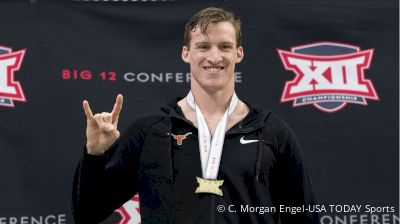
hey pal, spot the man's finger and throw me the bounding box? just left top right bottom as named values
left=101, top=112, right=112, bottom=123
left=83, top=100, right=95, bottom=120
left=111, top=94, right=123, bottom=122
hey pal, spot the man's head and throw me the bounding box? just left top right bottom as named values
left=182, top=7, right=244, bottom=93
left=183, top=7, right=242, bottom=48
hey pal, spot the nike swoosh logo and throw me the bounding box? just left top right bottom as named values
left=240, top=136, right=259, bottom=144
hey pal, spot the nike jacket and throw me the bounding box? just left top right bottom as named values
left=72, top=98, right=318, bottom=224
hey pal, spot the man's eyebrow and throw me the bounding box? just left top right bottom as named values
left=194, top=41, right=234, bottom=46
left=194, top=42, right=210, bottom=46
left=219, top=42, right=234, bottom=45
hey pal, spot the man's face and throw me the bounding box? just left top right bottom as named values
left=182, top=21, right=244, bottom=92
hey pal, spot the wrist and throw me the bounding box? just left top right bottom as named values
left=85, top=144, right=105, bottom=156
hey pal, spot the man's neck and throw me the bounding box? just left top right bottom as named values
left=177, top=83, right=249, bottom=135
left=190, top=85, right=234, bottom=117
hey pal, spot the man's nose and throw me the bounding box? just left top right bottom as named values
left=207, top=48, right=223, bottom=63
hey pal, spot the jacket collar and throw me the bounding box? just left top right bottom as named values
left=160, top=97, right=271, bottom=134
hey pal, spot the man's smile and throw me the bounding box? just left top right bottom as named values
left=203, top=66, right=225, bottom=72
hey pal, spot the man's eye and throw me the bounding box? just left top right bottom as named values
left=197, top=45, right=210, bottom=50
left=221, top=45, right=232, bottom=50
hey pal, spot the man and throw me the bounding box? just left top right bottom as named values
left=73, top=7, right=318, bottom=224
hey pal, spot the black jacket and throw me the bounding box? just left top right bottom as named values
left=73, top=98, right=318, bottom=224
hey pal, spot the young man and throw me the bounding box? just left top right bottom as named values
left=73, top=7, right=318, bottom=224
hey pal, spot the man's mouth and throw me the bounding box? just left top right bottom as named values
left=203, top=66, right=224, bottom=72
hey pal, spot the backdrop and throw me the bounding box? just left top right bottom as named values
left=0, top=0, right=398, bottom=223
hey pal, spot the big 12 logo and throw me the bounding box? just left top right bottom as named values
left=116, top=194, right=141, bottom=224
left=0, top=45, right=26, bottom=107
left=277, top=42, right=379, bottom=113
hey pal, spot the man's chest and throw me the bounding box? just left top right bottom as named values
left=167, top=121, right=276, bottom=180
left=138, top=118, right=277, bottom=202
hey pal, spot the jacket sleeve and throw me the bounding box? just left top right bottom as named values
left=72, top=118, right=146, bottom=224
left=266, top=114, right=319, bottom=224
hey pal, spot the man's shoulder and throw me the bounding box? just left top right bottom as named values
left=240, top=100, right=292, bottom=132
left=264, top=112, right=290, bottom=130
left=246, top=106, right=295, bottom=139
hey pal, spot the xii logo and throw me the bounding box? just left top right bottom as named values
left=0, top=45, right=26, bottom=107
left=277, top=42, right=379, bottom=113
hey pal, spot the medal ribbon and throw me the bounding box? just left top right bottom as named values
left=186, top=91, right=238, bottom=179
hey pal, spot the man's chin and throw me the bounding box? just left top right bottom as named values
left=199, top=83, right=229, bottom=93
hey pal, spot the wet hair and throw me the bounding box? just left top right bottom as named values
left=183, top=7, right=242, bottom=48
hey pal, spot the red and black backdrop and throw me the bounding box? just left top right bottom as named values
left=0, top=0, right=398, bottom=223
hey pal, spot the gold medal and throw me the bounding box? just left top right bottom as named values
left=195, top=177, right=224, bottom=196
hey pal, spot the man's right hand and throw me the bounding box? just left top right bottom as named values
left=82, top=94, right=123, bottom=155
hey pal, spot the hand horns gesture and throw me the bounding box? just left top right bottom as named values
left=83, top=94, right=123, bottom=155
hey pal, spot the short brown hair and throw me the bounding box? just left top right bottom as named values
left=183, top=7, right=242, bottom=48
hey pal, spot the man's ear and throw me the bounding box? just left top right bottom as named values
left=182, top=46, right=190, bottom=63
left=235, top=46, right=244, bottom=63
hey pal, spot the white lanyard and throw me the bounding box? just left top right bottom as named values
left=186, top=91, right=238, bottom=179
